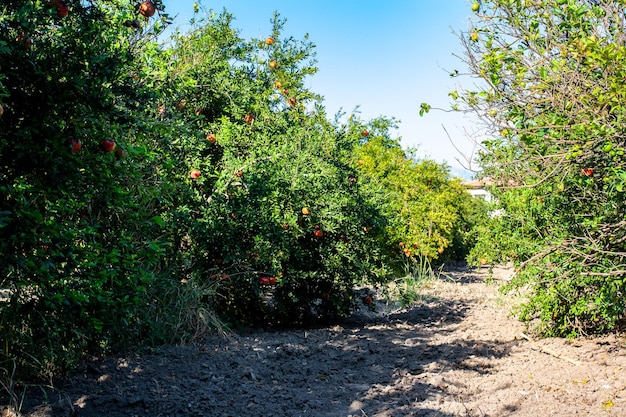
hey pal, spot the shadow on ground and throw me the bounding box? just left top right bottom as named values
left=14, top=288, right=518, bottom=417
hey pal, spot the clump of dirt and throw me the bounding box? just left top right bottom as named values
left=6, top=265, right=626, bottom=416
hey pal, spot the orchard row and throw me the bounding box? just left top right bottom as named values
left=0, top=1, right=487, bottom=381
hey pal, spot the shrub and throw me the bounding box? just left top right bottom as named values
left=152, top=12, right=393, bottom=326
left=459, top=0, right=626, bottom=336
left=354, top=118, right=481, bottom=267
left=0, top=0, right=179, bottom=379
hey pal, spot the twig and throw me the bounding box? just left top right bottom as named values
left=519, top=333, right=582, bottom=366
left=441, top=124, right=477, bottom=172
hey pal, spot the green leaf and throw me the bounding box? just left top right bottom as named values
left=150, top=215, right=166, bottom=227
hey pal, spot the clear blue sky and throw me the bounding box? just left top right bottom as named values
left=161, top=1, right=479, bottom=173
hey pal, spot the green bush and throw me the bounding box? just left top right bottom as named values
left=460, top=0, right=626, bottom=336
left=0, top=0, right=177, bottom=379
left=149, top=12, right=393, bottom=326
left=355, top=120, right=481, bottom=266
left=0, top=2, right=488, bottom=386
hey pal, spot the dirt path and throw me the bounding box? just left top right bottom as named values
left=9, top=266, right=626, bottom=416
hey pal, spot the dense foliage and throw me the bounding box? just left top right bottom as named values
left=461, top=0, right=626, bottom=336
left=355, top=125, right=483, bottom=264
left=0, top=1, right=481, bottom=385
left=0, top=0, right=177, bottom=381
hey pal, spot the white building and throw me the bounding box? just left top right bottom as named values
left=464, top=178, right=494, bottom=203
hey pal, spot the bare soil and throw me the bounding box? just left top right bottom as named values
left=6, top=265, right=626, bottom=416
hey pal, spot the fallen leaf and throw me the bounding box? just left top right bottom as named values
left=602, top=400, right=614, bottom=409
